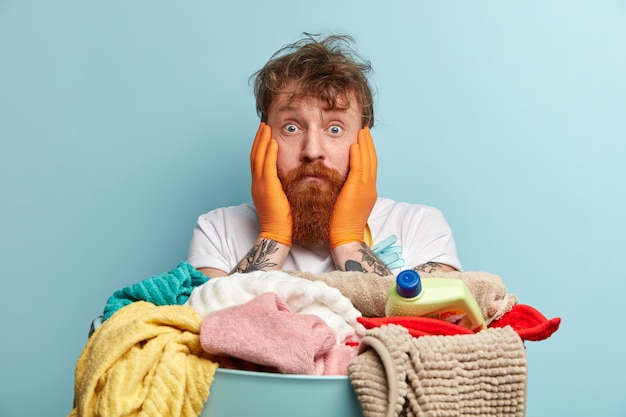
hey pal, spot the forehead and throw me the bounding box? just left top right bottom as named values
left=269, top=90, right=359, bottom=119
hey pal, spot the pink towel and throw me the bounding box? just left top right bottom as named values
left=199, top=292, right=357, bottom=375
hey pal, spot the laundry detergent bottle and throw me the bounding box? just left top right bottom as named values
left=385, top=269, right=487, bottom=332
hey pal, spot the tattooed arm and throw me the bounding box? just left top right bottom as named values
left=331, top=241, right=392, bottom=277
left=414, top=262, right=457, bottom=274
left=196, top=237, right=291, bottom=278
left=329, top=242, right=456, bottom=278
left=230, top=237, right=291, bottom=274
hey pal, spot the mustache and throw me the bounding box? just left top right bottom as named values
left=284, top=161, right=345, bottom=184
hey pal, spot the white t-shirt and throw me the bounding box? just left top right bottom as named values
left=186, top=197, right=462, bottom=275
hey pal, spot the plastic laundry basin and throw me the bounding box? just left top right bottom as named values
left=199, top=368, right=364, bottom=417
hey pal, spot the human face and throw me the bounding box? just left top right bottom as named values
left=266, top=92, right=363, bottom=182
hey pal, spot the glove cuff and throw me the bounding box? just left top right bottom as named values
left=329, top=238, right=364, bottom=251
left=259, top=232, right=292, bottom=247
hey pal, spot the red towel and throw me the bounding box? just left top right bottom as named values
left=488, top=303, right=561, bottom=341
left=359, top=303, right=560, bottom=341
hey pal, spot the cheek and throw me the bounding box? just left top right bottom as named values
left=275, top=143, right=299, bottom=176
left=334, top=144, right=352, bottom=178
left=338, top=159, right=350, bottom=178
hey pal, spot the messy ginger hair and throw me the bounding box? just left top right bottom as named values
left=252, top=33, right=374, bottom=128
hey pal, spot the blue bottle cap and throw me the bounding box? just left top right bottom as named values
left=396, top=270, right=422, bottom=298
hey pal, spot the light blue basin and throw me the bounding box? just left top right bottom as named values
left=199, top=368, right=365, bottom=417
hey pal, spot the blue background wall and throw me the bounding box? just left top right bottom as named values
left=1, top=1, right=625, bottom=416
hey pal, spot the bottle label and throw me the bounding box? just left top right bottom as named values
left=436, top=310, right=467, bottom=326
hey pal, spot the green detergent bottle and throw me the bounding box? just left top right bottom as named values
left=385, top=269, right=487, bottom=332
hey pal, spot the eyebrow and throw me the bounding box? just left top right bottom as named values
left=274, top=104, right=350, bottom=116
left=275, top=104, right=300, bottom=112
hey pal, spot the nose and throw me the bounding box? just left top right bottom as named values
left=300, top=130, right=325, bottom=163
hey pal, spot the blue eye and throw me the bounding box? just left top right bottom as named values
left=284, top=124, right=298, bottom=133
left=329, top=125, right=342, bottom=134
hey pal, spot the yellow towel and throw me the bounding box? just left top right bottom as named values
left=68, top=301, right=218, bottom=417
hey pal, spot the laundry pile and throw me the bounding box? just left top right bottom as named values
left=69, top=262, right=560, bottom=417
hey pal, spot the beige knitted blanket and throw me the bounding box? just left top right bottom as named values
left=289, top=270, right=517, bottom=324
left=348, top=325, right=527, bottom=417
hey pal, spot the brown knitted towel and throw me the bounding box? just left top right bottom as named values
left=287, top=270, right=394, bottom=317
left=348, top=325, right=527, bottom=417
left=287, top=270, right=517, bottom=324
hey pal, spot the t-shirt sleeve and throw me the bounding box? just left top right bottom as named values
left=400, top=206, right=463, bottom=272
left=186, top=205, right=260, bottom=272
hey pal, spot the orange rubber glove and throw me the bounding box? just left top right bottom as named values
left=250, top=123, right=293, bottom=246
left=328, top=127, right=378, bottom=250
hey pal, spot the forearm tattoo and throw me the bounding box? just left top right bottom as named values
left=344, top=243, right=391, bottom=277
left=232, top=239, right=279, bottom=273
left=414, top=262, right=447, bottom=274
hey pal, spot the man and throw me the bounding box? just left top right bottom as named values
left=187, top=34, right=461, bottom=278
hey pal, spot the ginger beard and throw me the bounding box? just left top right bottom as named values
left=280, top=161, right=346, bottom=248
